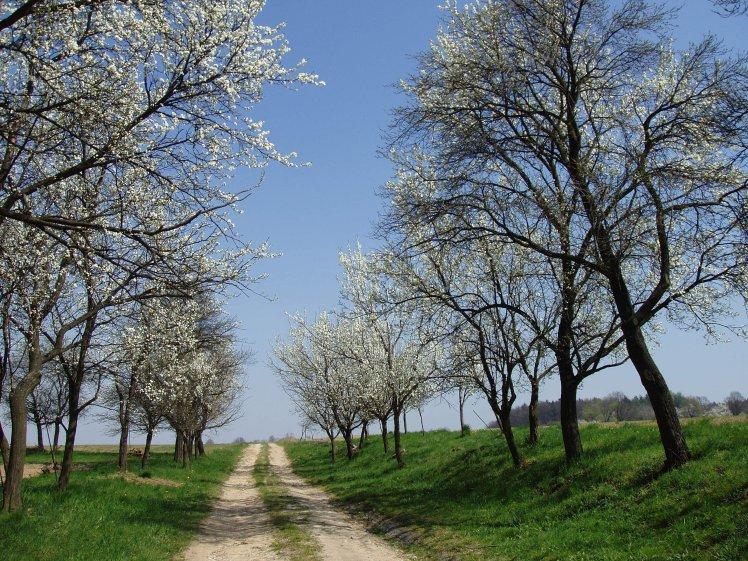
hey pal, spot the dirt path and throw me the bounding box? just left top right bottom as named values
left=179, top=443, right=281, bottom=561
left=268, top=442, right=412, bottom=561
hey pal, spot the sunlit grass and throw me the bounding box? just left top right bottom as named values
left=284, top=419, right=748, bottom=561
left=1, top=444, right=244, bottom=561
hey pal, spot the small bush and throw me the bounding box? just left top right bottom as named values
left=461, top=424, right=471, bottom=436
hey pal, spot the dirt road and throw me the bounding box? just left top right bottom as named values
left=180, top=443, right=281, bottom=561
left=268, top=442, right=411, bottom=561
left=179, top=442, right=411, bottom=561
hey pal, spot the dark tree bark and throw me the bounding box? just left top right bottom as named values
left=498, top=409, right=523, bottom=468
left=52, top=418, right=62, bottom=451
left=458, top=388, right=467, bottom=437
left=58, top=381, right=82, bottom=490
left=392, top=401, right=404, bottom=467
left=142, top=428, right=154, bottom=469
left=528, top=380, right=540, bottom=445
left=0, top=420, right=9, bottom=474
left=358, top=421, right=368, bottom=450
left=2, top=344, right=43, bottom=512
left=196, top=432, right=205, bottom=457
left=30, top=395, right=44, bottom=450
left=379, top=417, right=390, bottom=453
left=174, top=432, right=183, bottom=463
left=328, top=433, right=336, bottom=463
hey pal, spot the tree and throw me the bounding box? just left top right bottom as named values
left=725, top=391, right=746, bottom=415
left=272, top=312, right=363, bottom=461
left=386, top=0, right=748, bottom=468
left=0, top=0, right=318, bottom=511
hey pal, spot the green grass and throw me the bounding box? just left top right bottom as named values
left=283, top=419, right=748, bottom=561
left=253, top=444, right=323, bottom=561
left=1, top=444, right=244, bottom=561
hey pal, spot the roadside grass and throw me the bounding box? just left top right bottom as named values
left=253, top=444, right=323, bottom=561
left=0, top=444, right=244, bottom=561
left=284, top=419, right=748, bottom=561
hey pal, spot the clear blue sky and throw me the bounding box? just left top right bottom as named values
left=77, top=1, right=747, bottom=443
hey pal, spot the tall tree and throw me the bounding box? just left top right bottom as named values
left=386, top=0, right=748, bottom=468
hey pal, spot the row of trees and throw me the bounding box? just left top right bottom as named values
left=274, top=0, right=747, bottom=471
left=0, top=0, right=317, bottom=512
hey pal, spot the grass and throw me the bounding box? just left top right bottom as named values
left=0, top=444, right=244, bottom=561
left=283, top=418, right=748, bottom=561
left=253, top=443, right=323, bottom=561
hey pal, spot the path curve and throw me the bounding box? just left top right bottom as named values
left=180, top=443, right=281, bottom=561
left=268, top=442, right=412, bottom=561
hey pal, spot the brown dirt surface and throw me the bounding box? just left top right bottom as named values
left=267, top=442, right=413, bottom=561
left=178, top=443, right=281, bottom=561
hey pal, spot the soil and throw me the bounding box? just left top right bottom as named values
left=177, top=442, right=412, bottom=561
left=268, top=442, right=412, bottom=561
left=179, top=443, right=281, bottom=561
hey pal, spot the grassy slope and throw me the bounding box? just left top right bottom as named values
left=0, top=444, right=244, bottom=561
left=284, top=420, right=748, bottom=561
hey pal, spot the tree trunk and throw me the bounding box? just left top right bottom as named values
left=0, top=418, right=10, bottom=474
left=58, top=382, right=82, bottom=490
left=2, top=347, right=43, bottom=512
left=417, top=407, right=425, bottom=435
left=196, top=432, right=205, bottom=456
left=52, top=419, right=61, bottom=452
left=572, top=161, right=690, bottom=468
left=2, top=389, right=32, bottom=511
left=499, top=410, right=524, bottom=468
left=174, top=432, right=184, bottom=464
left=379, top=417, right=390, bottom=453
left=183, top=432, right=192, bottom=468
left=559, top=371, right=583, bottom=461
left=32, top=403, right=44, bottom=450
left=528, top=380, right=540, bottom=445
left=328, top=433, right=336, bottom=463
left=142, top=429, right=154, bottom=470
left=342, top=428, right=355, bottom=460
left=393, top=405, right=404, bottom=467
left=624, top=325, right=691, bottom=468
left=402, top=409, right=408, bottom=434
left=358, top=421, right=368, bottom=450
left=459, top=389, right=466, bottom=437
left=118, top=419, right=129, bottom=473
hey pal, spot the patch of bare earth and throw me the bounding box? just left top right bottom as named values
left=178, top=443, right=281, bottom=561
left=268, top=442, right=413, bottom=561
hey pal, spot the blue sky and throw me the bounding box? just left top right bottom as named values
left=76, top=1, right=747, bottom=443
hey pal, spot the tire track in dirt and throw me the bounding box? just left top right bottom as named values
left=179, top=443, right=281, bottom=561
left=267, top=442, right=412, bottom=561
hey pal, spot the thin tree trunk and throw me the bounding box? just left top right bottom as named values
left=0, top=419, right=9, bottom=474
left=328, top=433, right=336, bottom=463
left=459, top=389, right=466, bottom=437
left=142, top=429, right=154, bottom=469
left=498, top=410, right=523, bottom=468
left=118, top=417, right=129, bottom=473
left=32, top=402, right=44, bottom=450
left=528, top=380, right=540, bottom=445
left=393, top=405, right=404, bottom=467
left=52, top=419, right=61, bottom=452
left=380, top=417, right=390, bottom=453
left=358, top=421, right=368, bottom=450
left=58, top=381, right=82, bottom=490
left=402, top=409, right=408, bottom=434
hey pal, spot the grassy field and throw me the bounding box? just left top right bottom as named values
left=0, top=444, right=244, bottom=561
left=284, top=419, right=748, bottom=561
